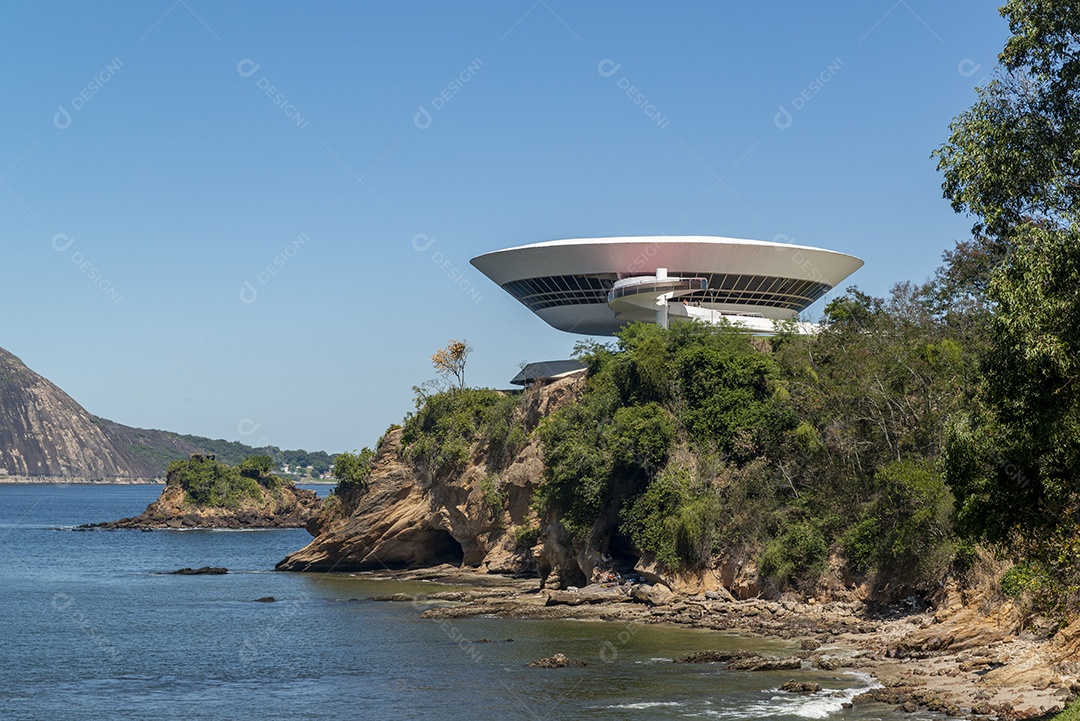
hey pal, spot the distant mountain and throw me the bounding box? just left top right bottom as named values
left=0, top=346, right=313, bottom=479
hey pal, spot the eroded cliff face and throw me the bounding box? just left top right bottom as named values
left=277, top=375, right=590, bottom=583
left=276, top=374, right=771, bottom=593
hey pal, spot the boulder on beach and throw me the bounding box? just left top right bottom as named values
left=630, top=583, right=676, bottom=606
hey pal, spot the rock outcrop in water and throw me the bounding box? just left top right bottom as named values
left=84, top=454, right=321, bottom=529
left=85, top=482, right=320, bottom=529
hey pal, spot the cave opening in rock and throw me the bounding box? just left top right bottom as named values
left=606, top=533, right=640, bottom=572
left=562, top=561, right=587, bottom=589
left=428, top=529, right=465, bottom=566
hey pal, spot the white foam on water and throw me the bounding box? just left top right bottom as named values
left=698, top=672, right=879, bottom=720
left=767, top=673, right=879, bottom=719
left=606, top=701, right=686, bottom=710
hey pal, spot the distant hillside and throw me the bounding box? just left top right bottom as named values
left=0, top=345, right=327, bottom=479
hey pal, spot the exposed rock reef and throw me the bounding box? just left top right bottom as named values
left=0, top=345, right=243, bottom=479
left=360, top=566, right=1080, bottom=719
left=527, top=653, right=585, bottom=668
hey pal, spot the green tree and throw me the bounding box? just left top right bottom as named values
left=332, top=448, right=375, bottom=495
left=945, top=227, right=1080, bottom=538
left=401, top=388, right=523, bottom=480
left=935, top=1, right=1080, bottom=238
left=605, top=402, right=675, bottom=475
left=842, top=460, right=954, bottom=591
left=308, top=452, right=332, bottom=475
left=166, top=454, right=264, bottom=509
left=934, top=1, right=1080, bottom=616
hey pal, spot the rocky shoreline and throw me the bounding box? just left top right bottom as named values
left=357, top=566, right=1077, bottom=720
left=0, top=476, right=164, bottom=484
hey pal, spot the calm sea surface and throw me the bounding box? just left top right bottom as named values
left=0, top=484, right=924, bottom=720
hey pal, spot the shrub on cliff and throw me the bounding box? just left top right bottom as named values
left=622, top=466, right=724, bottom=568
left=166, top=454, right=266, bottom=509
left=401, top=388, right=526, bottom=479
left=532, top=291, right=972, bottom=595
left=332, top=448, right=375, bottom=494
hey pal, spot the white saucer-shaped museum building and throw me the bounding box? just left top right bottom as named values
left=470, top=236, right=864, bottom=336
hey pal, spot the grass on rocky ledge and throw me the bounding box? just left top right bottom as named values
left=1054, top=700, right=1080, bottom=721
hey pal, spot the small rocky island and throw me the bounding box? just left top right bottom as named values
left=85, top=454, right=320, bottom=530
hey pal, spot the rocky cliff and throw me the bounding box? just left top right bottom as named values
left=0, top=345, right=250, bottom=479
left=276, top=374, right=765, bottom=595
left=277, top=375, right=587, bottom=580
left=1, top=346, right=166, bottom=477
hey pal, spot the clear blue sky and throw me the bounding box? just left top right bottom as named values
left=2, top=1, right=1008, bottom=453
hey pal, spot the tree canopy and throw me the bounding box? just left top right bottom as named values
left=935, top=0, right=1080, bottom=238
left=934, top=0, right=1080, bottom=617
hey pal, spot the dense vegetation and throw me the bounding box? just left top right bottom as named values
left=166, top=454, right=287, bottom=509
left=375, top=297, right=970, bottom=598
left=931, top=0, right=1080, bottom=621
left=536, top=304, right=966, bottom=595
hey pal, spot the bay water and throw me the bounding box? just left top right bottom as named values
left=0, top=484, right=922, bottom=720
